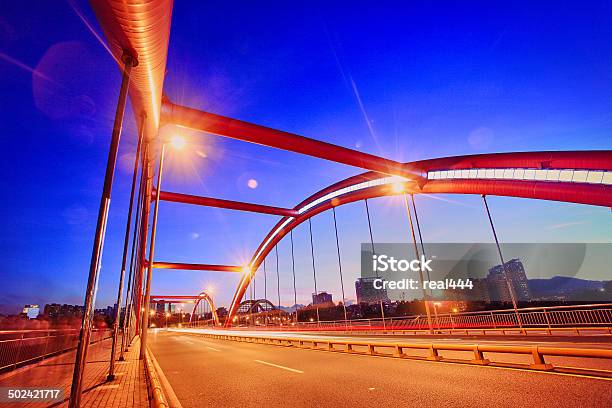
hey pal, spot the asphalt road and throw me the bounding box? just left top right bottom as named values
left=177, top=328, right=612, bottom=349
left=148, top=330, right=612, bottom=408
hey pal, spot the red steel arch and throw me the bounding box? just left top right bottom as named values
left=189, top=292, right=220, bottom=326
left=226, top=150, right=612, bottom=325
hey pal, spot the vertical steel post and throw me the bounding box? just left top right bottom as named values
left=68, top=53, right=134, bottom=408
left=121, top=143, right=147, bottom=355
left=108, top=115, right=145, bottom=380
left=140, top=144, right=166, bottom=360
left=134, top=144, right=154, bottom=337
left=481, top=195, right=525, bottom=334
left=402, top=194, right=434, bottom=334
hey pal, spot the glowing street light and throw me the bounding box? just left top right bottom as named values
left=392, top=181, right=405, bottom=194
left=170, top=134, right=186, bottom=150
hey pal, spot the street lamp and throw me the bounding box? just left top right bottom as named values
left=170, top=134, right=186, bottom=150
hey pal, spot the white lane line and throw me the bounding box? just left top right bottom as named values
left=206, top=346, right=221, bottom=352
left=254, top=359, right=304, bottom=373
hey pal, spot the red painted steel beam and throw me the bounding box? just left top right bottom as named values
left=155, top=190, right=298, bottom=217
left=150, top=295, right=207, bottom=299
left=152, top=262, right=243, bottom=272
left=161, top=99, right=422, bottom=180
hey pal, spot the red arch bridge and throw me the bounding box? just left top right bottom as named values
left=4, top=1, right=611, bottom=408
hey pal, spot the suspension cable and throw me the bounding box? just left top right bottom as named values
left=364, top=199, right=376, bottom=261
left=308, top=218, right=320, bottom=325
left=308, top=219, right=318, bottom=294
left=332, top=207, right=349, bottom=326
left=263, top=258, right=267, bottom=301
left=275, top=245, right=281, bottom=323
left=481, top=194, right=525, bottom=333
left=410, top=195, right=430, bottom=280
left=402, top=193, right=433, bottom=333
left=364, top=199, right=385, bottom=329
left=290, top=230, right=298, bottom=324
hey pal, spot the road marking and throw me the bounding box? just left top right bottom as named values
left=206, top=346, right=221, bottom=352
left=254, top=360, right=304, bottom=373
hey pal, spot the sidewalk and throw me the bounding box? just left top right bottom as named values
left=0, top=336, right=149, bottom=408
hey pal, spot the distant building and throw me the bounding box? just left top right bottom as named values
left=21, top=304, right=40, bottom=319
left=355, top=277, right=390, bottom=304
left=44, top=303, right=84, bottom=319
left=156, top=302, right=167, bottom=314
left=312, top=291, right=333, bottom=305
left=487, top=259, right=530, bottom=302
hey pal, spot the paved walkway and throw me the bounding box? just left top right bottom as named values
left=0, top=336, right=149, bottom=408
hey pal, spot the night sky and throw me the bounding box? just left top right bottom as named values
left=1, top=1, right=611, bottom=314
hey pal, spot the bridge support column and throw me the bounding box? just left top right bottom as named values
left=69, top=53, right=136, bottom=408
left=140, top=144, right=166, bottom=360
left=108, top=114, right=145, bottom=380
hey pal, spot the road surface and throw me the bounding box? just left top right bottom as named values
left=148, top=330, right=612, bottom=408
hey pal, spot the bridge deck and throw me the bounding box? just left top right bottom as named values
left=150, top=330, right=612, bottom=408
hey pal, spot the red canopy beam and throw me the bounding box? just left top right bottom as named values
left=152, top=262, right=243, bottom=272
left=155, top=190, right=298, bottom=217
left=161, top=99, right=422, bottom=181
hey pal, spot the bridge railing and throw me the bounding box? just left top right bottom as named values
left=295, top=303, right=612, bottom=331
left=189, top=303, right=612, bottom=333
left=0, top=328, right=112, bottom=373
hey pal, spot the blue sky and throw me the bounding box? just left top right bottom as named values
left=0, top=1, right=611, bottom=314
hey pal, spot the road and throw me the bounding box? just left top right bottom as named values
left=175, top=328, right=612, bottom=349
left=148, top=330, right=612, bottom=408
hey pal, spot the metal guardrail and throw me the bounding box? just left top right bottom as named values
left=0, top=329, right=112, bottom=373
left=299, top=303, right=612, bottom=330
left=187, top=331, right=612, bottom=375
left=185, top=303, right=612, bottom=333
